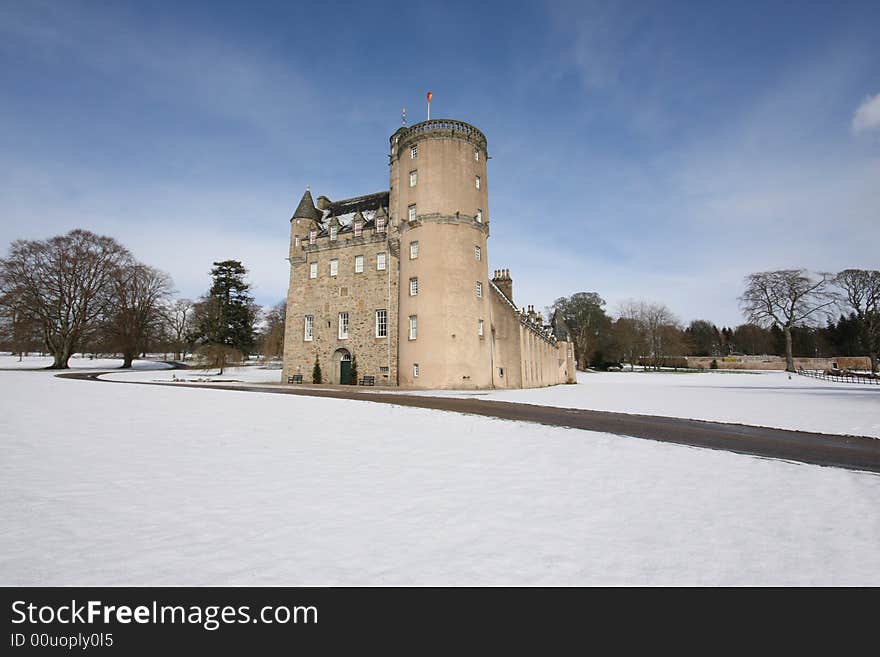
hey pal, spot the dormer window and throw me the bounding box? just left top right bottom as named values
left=329, top=226, right=338, bottom=241
left=354, top=220, right=362, bottom=237
left=376, top=215, right=386, bottom=232
left=309, top=229, right=316, bottom=245
left=411, top=144, right=418, bottom=159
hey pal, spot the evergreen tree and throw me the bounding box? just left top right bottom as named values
left=194, top=260, right=258, bottom=357
left=312, top=354, right=322, bottom=384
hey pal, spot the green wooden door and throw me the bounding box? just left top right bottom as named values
left=340, top=360, right=352, bottom=385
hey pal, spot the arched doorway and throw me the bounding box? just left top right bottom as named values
left=333, top=349, right=352, bottom=385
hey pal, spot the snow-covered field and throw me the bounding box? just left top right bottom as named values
left=397, top=370, right=880, bottom=438
left=2, top=362, right=879, bottom=585
left=100, top=364, right=283, bottom=384
left=101, top=364, right=880, bottom=438
left=0, top=354, right=172, bottom=371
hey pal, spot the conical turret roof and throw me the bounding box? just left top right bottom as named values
left=292, top=189, right=321, bottom=221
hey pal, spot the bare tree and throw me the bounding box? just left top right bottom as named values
left=614, top=299, right=647, bottom=370
left=613, top=299, right=682, bottom=370
left=106, top=264, right=174, bottom=368
left=639, top=301, right=683, bottom=369
left=166, top=298, right=195, bottom=361
left=834, top=269, right=880, bottom=373
left=0, top=298, right=42, bottom=359
left=739, top=269, right=834, bottom=371
left=259, top=301, right=286, bottom=361
left=0, top=230, right=133, bottom=368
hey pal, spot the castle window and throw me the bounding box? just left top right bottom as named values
left=376, top=215, right=386, bottom=232
left=309, top=229, right=316, bottom=245
left=476, top=209, right=483, bottom=223
left=409, top=170, right=418, bottom=187
left=338, top=312, right=349, bottom=339
left=475, top=175, right=481, bottom=190
left=379, top=366, right=389, bottom=375
left=354, top=220, right=362, bottom=237
left=474, top=245, right=481, bottom=261
left=410, top=241, right=419, bottom=259
left=377, top=252, right=386, bottom=271
left=309, top=262, right=318, bottom=279
left=376, top=309, right=387, bottom=338
left=354, top=255, right=364, bottom=273
left=329, top=225, right=338, bottom=241
left=409, top=315, right=417, bottom=340
left=304, top=315, right=314, bottom=341
left=413, top=363, right=419, bottom=378
left=295, top=236, right=301, bottom=248
left=478, top=319, right=484, bottom=336
left=475, top=148, right=480, bottom=161
left=476, top=281, right=483, bottom=298
left=329, top=259, right=338, bottom=277
left=411, top=144, right=418, bottom=159
left=408, top=204, right=416, bottom=222
left=409, top=277, right=419, bottom=296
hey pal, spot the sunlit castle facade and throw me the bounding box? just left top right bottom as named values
left=282, top=117, right=575, bottom=389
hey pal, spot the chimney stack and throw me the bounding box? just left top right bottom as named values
left=492, top=268, right=513, bottom=303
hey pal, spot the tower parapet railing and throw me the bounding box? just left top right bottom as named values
left=394, top=119, right=487, bottom=152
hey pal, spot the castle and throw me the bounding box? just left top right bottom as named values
left=282, top=118, right=576, bottom=389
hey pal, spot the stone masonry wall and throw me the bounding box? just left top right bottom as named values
left=283, top=226, right=399, bottom=385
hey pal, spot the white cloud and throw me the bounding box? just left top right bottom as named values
left=852, top=92, right=880, bottom=133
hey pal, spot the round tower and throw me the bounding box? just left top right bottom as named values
left=390, top=119, right=492, bottom=388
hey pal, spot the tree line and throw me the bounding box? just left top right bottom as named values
left=0, top=229, right=288, bottom=370
left=552, top=268, right=879, bottom=374
left=3, top=231, right=876, bottom=375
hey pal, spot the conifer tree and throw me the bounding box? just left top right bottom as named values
left=312, top=353, right=322, bottom=384
left=194, top=260, right=258, bottom=357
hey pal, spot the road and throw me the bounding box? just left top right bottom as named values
left=59, top=370, right=880, bottom=474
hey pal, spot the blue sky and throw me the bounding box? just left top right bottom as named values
left=1, top=0, right=878, bottom=326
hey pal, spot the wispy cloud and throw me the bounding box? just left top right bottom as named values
left=852, top=92, right=880, bottom=133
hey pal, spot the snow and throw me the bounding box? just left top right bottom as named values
left=398, top=370, right=880, bottom=439
left=97, top=364, right=880, bottom=439
left=0, top=354, right=173, bottom=371
left=2, top=365, right=880, bottom=585
left=100, top=364, right=283, bottom=384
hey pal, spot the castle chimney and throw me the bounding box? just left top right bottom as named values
left=492, top=268, right=513, bottom=303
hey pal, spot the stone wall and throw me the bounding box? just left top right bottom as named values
left=685, top=355, right=872, bottom=370
left=283, top=224, right=399, bottom=385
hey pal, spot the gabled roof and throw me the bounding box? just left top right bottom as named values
left=292, top=189, right=321, bottom=222
left=326, top=191, right=390, bottom=217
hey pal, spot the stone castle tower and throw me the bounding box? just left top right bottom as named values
left=282, top=117, right=575, bottom=390
left=390, top=120, right=492, bottom=388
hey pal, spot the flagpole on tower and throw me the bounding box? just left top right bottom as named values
left=427, top=90, right=432, bottom=121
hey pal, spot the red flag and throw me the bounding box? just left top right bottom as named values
left=427, top=91, right=433, bottom=103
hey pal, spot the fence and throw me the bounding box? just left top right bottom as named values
left=797, top=368, right=880, bottom=385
